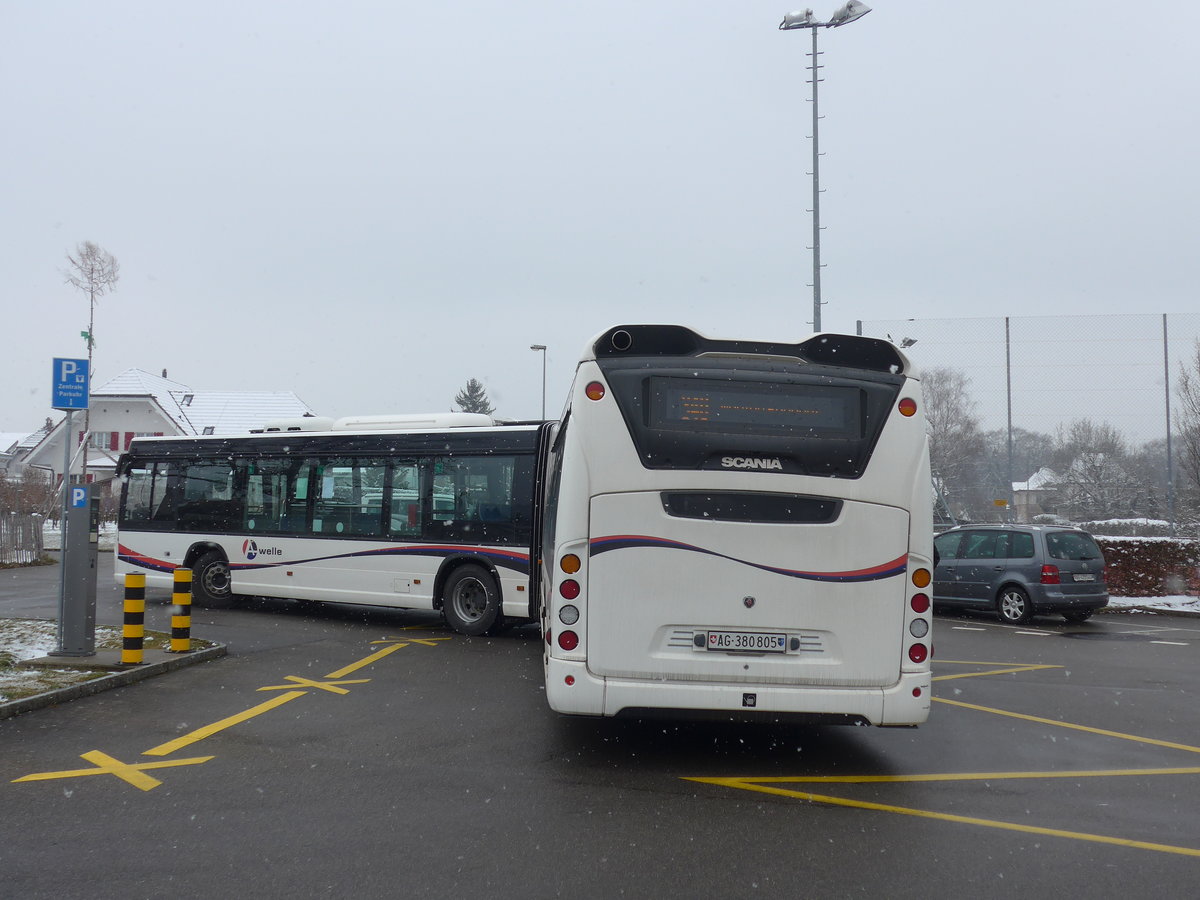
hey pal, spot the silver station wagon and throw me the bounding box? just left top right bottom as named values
left=933, top=524, right=1108, bottom=625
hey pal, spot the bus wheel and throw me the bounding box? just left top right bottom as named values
left=996, top=586, right=1032, bottom=626
left=192, top=551, right=236, bottom=609
left=442, top=564, right=502, bottom=636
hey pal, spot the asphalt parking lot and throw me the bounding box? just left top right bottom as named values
left=3, top=555, right=1199, bottom=898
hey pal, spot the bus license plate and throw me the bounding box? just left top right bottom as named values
left=706, top=631, right=787, bottom=653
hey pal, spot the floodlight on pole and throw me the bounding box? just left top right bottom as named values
left=778, top=2, right=872, bottom=333
left=530, top=344, right=547, bottom=419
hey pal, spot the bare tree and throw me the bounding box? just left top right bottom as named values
left=1176, top=339, right=1200, bottom=520
left=1053, top=418, right=1139, bottom=521
left=63, top=241, right=120, bottom=482
left=923, top=367, right=988, bottom=521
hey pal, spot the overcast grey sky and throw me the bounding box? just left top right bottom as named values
left=3, top=1, right=1197, bottom=433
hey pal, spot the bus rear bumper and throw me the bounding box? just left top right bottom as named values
left=545, top=658, right=931, bottom=726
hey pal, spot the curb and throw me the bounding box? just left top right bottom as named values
left=0, top=643, right=227, bottom=721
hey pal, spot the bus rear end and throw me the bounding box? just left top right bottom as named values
left=542, top=326, right=933, bottom=725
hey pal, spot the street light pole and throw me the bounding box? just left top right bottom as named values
left=530, top=344, right=547, bottom=419
left=779, top=2, right=872, bottom=333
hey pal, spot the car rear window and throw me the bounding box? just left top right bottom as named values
left=1045, top=531, right=1103, bottom=561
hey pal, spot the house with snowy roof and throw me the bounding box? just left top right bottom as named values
left=10, top=368, right=314, bottom=487
left=1011, top=466, right=1060, bottom=523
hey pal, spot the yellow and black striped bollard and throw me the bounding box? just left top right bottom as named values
left=170, top=568, right=193, bottom=653
left=122, top=573, right=146, bottom=665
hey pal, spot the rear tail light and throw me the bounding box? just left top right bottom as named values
left=910, top=593, right=930, bottom=613
left=559, top=579, right=580, bottom=600
left=908, top=643, right=928, bottom=664
left=898, top=398, right=918, bottom=417
left=585, top=381, right=606, bottom=401
left=1041, top=565, right=1061, bottom=585
left=911, top=568, right=931, bottom=589
left=558, top=630, right=579, bottom=651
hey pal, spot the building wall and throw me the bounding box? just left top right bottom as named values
left=16, top=399, right=181, bottom=484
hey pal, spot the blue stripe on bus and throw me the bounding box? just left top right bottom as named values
left=117, top=543, right=530, bottom=576
left=589, top=535, right=907, bottom=583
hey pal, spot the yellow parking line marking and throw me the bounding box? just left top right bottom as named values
left=327, top=641, right=408, bottom=677
left=937, top=659, right=1053, bottom=667
left=934, top=697, right=1200, bottom=754
left=142, top=690, right=308, bottom=757
left=696, top=767, right=1200, bottom=785
left=934, top=664, right=1060, bottom=681
left=257, top=675, right=369, bottom=694
left=13, top=750, right=214, bottom=791
left=685, top=776, right=1200, bottom=858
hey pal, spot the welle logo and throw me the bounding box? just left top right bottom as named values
left=242, top=539, right=282, bottom=560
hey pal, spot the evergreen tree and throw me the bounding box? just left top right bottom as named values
left=454, top=378, right=495, bottom=415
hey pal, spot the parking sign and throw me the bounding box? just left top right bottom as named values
left=52, top=358, right=89, bottom=410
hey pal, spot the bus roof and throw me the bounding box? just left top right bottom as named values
left=581, top=325, right=913, bottom=376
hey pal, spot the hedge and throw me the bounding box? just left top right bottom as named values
left=1094, top=537, right=1200, bottom=597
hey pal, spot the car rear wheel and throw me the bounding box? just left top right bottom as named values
left=996, top=586, right=1032, bottom=625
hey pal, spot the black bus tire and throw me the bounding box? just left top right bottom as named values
left=442, top=564, right=502, bottom=636
left=192, top=551, right=236, bottom=609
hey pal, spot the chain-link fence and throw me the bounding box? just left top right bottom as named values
left=858, top=313, right=1200, bottom=536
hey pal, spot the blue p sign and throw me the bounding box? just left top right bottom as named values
left=70, top=486, right=88, bottom=508
left=52, top=358, right=90, bottom=410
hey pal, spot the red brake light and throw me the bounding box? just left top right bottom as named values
left=908, top=643, right=928, bottom=664
left=559, top=579, right=580, bottom=600
left=910, top=593, right=930, bottom=614
left=1040, top=565, right=1061, bottom=585
left=558, top=630, right=579, bottom=651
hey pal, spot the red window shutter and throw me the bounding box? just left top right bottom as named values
left=110, top=431, right=119, bottom=450
left=154, top=432, right=164, bottom=437
left=124, top=432, right=134, bottom=450
left=78, top=431, right=85, bottom=445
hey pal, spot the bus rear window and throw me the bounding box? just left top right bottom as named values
left=599, top=358, right=902, bottom=478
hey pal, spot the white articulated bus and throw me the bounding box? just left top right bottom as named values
left=539, top=325, right=933, bottom=725
left=115, top=414, right=552, bottom=635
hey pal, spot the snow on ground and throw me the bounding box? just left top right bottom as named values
left=1106, top=595, right=1200, bottom=613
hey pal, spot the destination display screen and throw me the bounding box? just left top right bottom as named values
left=649, top=377, right=860, bottom=436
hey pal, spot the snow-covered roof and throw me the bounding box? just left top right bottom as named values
left=173, top=391, right=314, bottom=435
left=0, top=433, right=27, bottom=455
left=1013, top=466, right=1059, bottom=493
left=92, top=368, right=313, bottom=435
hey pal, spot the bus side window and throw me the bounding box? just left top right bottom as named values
left=388, top=461, right=423, bottom=539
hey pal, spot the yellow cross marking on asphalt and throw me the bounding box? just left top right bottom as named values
left=372, top=634, right=454, bottom=647
left=15, top=637, right=444, bottom=790
left=12, top=750, right=213, bottom=792
left=257, top=675, right=370, bottom=695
